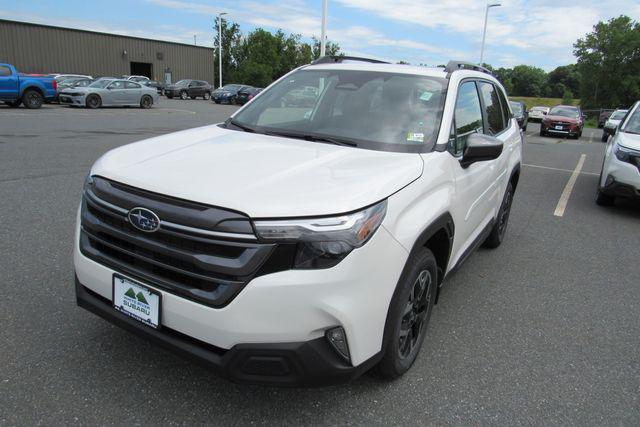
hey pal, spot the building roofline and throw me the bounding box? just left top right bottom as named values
left=0, top=19, right=214, bottom=51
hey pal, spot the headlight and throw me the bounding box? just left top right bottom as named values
left=614, top=144, right=633, bottom=163
left=254, top=200, right=387, bottom=269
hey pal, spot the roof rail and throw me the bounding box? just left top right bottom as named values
left=444, top=60, right=493, bottom=77
left=311, top=55, right=391, bottom=65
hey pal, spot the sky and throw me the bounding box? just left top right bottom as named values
left=1, top=0, right=639, bottom=70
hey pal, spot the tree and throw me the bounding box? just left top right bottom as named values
left=213, top=18, right=243, bottom=86
left=509, top=65, right=548, bottom=97
left=312, top=37, right=341, bottom=58
left=547, top=64, right=581, bottom=98
left=562, top=89, right=574, bottom=105
left=574, top=16, right=640, bottom=109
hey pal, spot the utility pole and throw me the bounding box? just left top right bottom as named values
left=218, top=12, right=227, bottom=88
left=479, top=3, right=501, bottom=65
left=194, top=35, right=196, bottom=46
left=320, top=0, right=328, bottom=57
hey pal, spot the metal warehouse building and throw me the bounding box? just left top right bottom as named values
left=0, top=19, right=215, bottom=84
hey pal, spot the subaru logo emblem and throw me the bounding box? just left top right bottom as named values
left=128, top=207, right=160, bottom=232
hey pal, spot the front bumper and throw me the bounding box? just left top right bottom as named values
left=542, top=123, right=580, bottom=136
left=75, top=277, right=380, bottom=386
left=602, top=155, right=640, bottom=199
left=74, top=208, right=409, bottom=384
left=59, top=94, right=86, bottom=106
left=213, top=95, right=234, bottom=103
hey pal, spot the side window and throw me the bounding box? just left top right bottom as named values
left=108, top=81, right=125, bottom=89
left=450, top=81, right=484, bottom=156
left=495, top=85, right=511, bottom=127
left=124, top=81, right=141, bottom=89
left=0, top=66, right=11, bottom=76
left=478, top=82, right=506, bottom=135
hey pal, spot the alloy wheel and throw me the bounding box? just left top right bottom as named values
left=398, top=270, right=432, bottom=359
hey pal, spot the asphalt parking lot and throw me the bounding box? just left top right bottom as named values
left=1, top=100, right=639, bottom=425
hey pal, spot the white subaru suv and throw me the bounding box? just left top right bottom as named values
left=596, top=100, right=640, bottom=206
left=74, top=58, right=522, bottom=386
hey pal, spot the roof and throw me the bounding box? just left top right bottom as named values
left=0, top=19, right=214, bottom=51
left=305, top=62, right=450, bottom=79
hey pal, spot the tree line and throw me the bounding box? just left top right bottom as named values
left=216, top=15, right=639, bottom=110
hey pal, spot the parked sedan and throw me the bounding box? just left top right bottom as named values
left=509, top=100, right=528, bottom=131
left=59, top=79, right=158, bottom=109
left=529, top=106, right=549, bottom=122
left=602, top=109, right=628, bottom=142
left=212, top=84, right=250, bottom=104
left=164, top=80, right=212, bottom=100
left=598, top=109, right=614, bottom=128
left=540, top=105, right=584, bottom=139
left=54, top=77, right=93, bottom=102
left=236, top=87, right=263, bottom=105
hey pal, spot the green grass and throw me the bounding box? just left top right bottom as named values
left=584, top=117, right=598, bottom=129
left=509, top=96, right=580, bottom=110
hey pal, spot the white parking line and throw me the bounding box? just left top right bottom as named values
left=523, top=163, right=598, bottom=176
left=553, top=154, right=586, bottom=217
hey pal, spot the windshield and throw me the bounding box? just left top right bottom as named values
left=221, top=84, right=242, bottom=91
left=509, top=102, right=523, bottom=115
left=88, top=79, right=112, bottom=88
left=174, top=80, right=189, bottom=86
left=549, top=106, right=579, bottom=118
left=532, top=107, right=547, bottom=111
left=610, top=111, right=627, bottom=120
left=621, top=107, right=640, bottom=134
left=230, top=69, right=447, bottom=152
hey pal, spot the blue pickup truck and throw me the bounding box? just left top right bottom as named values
left=0, top=63, right=57, bottom=109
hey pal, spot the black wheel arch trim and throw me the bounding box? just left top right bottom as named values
left=379, top=212, right=454, bottom=355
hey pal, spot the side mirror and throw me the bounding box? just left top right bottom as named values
left=460, top=133, right=503, bottom=168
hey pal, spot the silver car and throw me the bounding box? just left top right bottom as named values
left=59, top=79, right=159, bottom=109
left=602, top=109, right=628, bottom=142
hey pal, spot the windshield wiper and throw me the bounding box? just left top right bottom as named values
left=264, top=130, right=358, bottom=147
left=226, top=119, right=258, bottom=133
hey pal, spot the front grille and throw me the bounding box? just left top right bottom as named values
left=80, top=176, right=295, bottom=307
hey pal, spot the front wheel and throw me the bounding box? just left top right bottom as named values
left=180, top=91, right=188, bottom=100
left=601, top=132, right=608, bottom=142
left=484, top=181, right=514, bottom=249
left=203, top=92, right=211, bottom=100
left=22, top=89, right=43, bottom=109
left=140, top=95, right=153, bottom=109
left=85, top=94, right=101, bottom=109
left=376, top=248, right=437, bottom=379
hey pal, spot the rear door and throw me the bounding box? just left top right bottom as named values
left=0, top=65, right=18, bottom=100
left=124, top=81, right=142, bottom=104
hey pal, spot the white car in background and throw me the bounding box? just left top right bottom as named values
left=597, top=101, right=640, bottom=206
left=601, top=109, right=628, bottom=142
left=529, top=106, right=549, bottom=122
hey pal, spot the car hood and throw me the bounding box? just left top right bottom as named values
left=605, top=119, right=622, bottom=127
left=90, top=125, right=424, bottom=218
left=545, top=115, right=580, bottom=123
left=617, top=131, right=640, bottom=151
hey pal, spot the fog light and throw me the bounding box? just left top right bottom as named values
left=325, top=327, right=350, bottom=362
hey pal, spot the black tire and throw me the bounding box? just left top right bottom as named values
left=214, top=100, right=220, bottom=104
left=540, top=129, right=546, bottom=137
left=7, top=99, right=21, bottom=108
left=203, top=92, right=211, bottom=100
left=180, top=90, right=188, bottom=100
left=376, top=248, right=437, bottom=379
left=601, top=132, right=608, bottom=142
left=231, top=95, right=237, bottom=105
left=85, top=94, right=101, bottom=109
left=596, top=190, right=615, bottom=206
left=484, top=181, right=514, bottom=249
left=166, top=94, right=173, bottom=99
left=22, top=89, right=43, bottom=109
left=140, top=95, right=153, bottom=109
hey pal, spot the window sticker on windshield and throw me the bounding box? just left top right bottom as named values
left=406, top=132, right=424, bottom=143
left=419, top=91, right=433, bottom=101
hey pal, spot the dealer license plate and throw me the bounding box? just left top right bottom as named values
left=113, top=274, right=161, bottom=329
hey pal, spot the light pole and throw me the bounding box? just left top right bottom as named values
left=218, top=12, right=227, bottom=88
left=320, top=0, right=328, bottom=57
left=479, top=2, right=500, bottom=66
